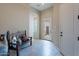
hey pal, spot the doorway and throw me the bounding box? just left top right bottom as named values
left=29, top=11, right=39, bottom=39
left=41, top=17, right=52, bottom=41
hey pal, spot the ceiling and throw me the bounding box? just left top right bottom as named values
left=29, top=3, right=53, bottom=11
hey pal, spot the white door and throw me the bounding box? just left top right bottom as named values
left=73, top=4, right=79, bottom=55
left=29, top=12, right=39, bottom=39
left=59, top=4, right=74, bottom=56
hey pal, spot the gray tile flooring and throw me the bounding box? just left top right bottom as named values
left=10, top=40, right=62, bottom=56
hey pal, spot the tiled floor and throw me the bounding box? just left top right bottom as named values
left=18, top=39, right=62, bottom=56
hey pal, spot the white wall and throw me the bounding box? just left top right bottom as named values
left=0, top=4, right=30, bottom=35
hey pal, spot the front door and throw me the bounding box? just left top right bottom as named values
left=59, top=4, right=74, bottom=56
left=73, top=4, right=79, bottom=55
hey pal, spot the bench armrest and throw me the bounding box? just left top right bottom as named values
left=28, top=37, right=32, bottom=46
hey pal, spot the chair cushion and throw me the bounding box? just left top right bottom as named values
left=0, top=34, right=5, bottom=41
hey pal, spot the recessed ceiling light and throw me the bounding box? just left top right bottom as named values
left=41, top=3, right=45, bottom=5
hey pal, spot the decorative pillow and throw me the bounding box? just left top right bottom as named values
left=0, top=34, right=5, bottom=41
left=20, top=34, right=29, bottom=42
left=11, top=36, right=17, bottom=48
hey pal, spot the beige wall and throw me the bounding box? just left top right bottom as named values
left=0, top=4, right=30, bottom=35
left=52, top=4, right=60, bottom=47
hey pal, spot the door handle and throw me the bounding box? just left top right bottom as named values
left=60, top=32, right=63, bottom=36
left=78, top=37, right=79, bottom=41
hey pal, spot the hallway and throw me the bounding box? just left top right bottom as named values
left=19, top=40, right=62, bottom=56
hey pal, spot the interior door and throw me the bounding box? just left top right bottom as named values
left=59, top=4, right=74, bottom=56
left=29, top=12, right=39, bottom=39
left=73, top=5, right=79, bottom=55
